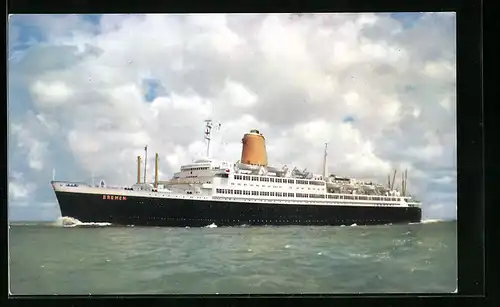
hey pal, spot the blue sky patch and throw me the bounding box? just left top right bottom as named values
left=142, top=78, right=167, bottom=102
left=343, top=115, right=355, bottom=123
left=390, top=13, right=423, bottom=29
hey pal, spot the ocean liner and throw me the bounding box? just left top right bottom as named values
left=51, top=120, right=422, bottom=227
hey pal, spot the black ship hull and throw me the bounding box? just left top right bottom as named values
left=55, top=191, right=422, bottom=227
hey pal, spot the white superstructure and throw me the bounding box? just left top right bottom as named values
left=52, top=120, right=421, bottom=209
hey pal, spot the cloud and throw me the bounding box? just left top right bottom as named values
left=8, top=171, right=37, bottom=200
left=8, top=13, right=456, bottom=221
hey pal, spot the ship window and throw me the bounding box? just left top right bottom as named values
left=260, top=191, right=264, bottom=196
left=271, top=192, right=275, bottom=196
left=270, top=178, right=275, bottom=183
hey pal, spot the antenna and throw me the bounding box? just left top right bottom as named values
left=144, top=145, right=148, bottom=183
left=52, top=168, right=56, bottom=181
left=322, top=142, right=328, bottom=179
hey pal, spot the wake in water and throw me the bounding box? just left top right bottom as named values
left=53, top=217, right=112, bottom=228
left=409, top=219, right=449, bottom=225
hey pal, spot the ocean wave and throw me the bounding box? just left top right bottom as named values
left=348, top=252, right=372, bottom=259
left=205, top=223, right=218, bottom=228
left=54, top=216, right=112, bottom=228
left=409, top=219, right=448, bottom=225
left=422, top=219, right=446, bottom=224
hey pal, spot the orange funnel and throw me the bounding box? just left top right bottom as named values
left=240, top=129, right=267, bottom=166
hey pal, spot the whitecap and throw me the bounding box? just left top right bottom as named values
left=58, top=216, right=111, bottom=228
left=285, top=245, right=291, bottom=249
left=422, top=219, right=446, bottom=224
left=350, top=223, right=357, bottom=227
left=205, top=223, right=217, bottom=228
left=349, top=253, right=371, bottom=259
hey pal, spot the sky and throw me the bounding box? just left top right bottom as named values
left=7, top=13, right=457, bottom=221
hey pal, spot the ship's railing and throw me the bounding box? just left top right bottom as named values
left=209, top=195, right=416, bottom=207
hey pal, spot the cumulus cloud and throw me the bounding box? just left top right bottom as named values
left=30, top=80, right=74, bottom=107
left=8, top=171, right=37, bottom=201
left=8, top=13, right=456, bottom=220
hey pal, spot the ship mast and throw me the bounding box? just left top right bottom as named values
left=322, top=143, right=328, bottom=179
left=144, top=145, right=148, bottom=183
left=204, top=120, right=221, bottom=158
left=204, top=120, right=213, bottom=158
